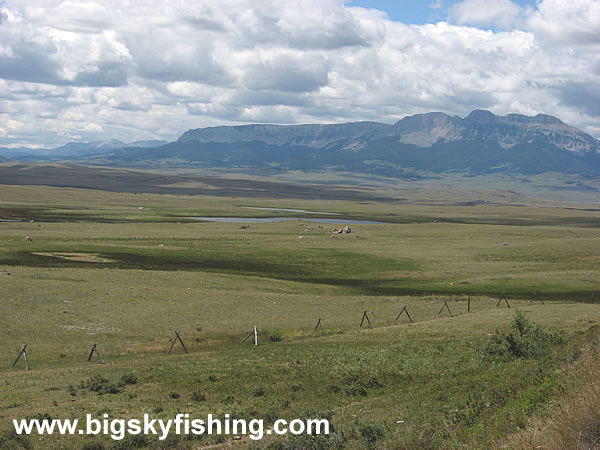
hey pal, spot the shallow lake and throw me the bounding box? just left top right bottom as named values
left=185, top=217, right=385, bottom=224
left=241, top=207, right=340, bottom=215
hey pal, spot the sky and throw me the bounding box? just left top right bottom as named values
left=0, top=0, right=599, bottom=147
left=350, top=0, right=539, bottom=24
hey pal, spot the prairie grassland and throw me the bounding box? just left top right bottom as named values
left=0, top=184, right=599, bottom=449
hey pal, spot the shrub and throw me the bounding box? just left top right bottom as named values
left=25, top=412, right=55, bottom=422
left=270, top=431, right=345, bottom=449
left=113, top=434, right=148, bottom=449
left=267, top=410, right=344, bottom=450
left=222, top=395, right=235, bottom=404
left=168, top=391, right=180, bottom=399
left=119, top=373, right=138, bottom=386
left=483, top=310, right=562, bottom=361
left=269, top=334, right=283, bottom=342
left=342, top=374, right=383, bottom=397
left=299, top=409, right=335, bottom=422
left=345, top=384, right=367, bottom=397
left=0, top=429, right=33, bottom=449
left=252, top=387, right=265, bottom=397
left=80, top=375, right=121, bottom=395
left=365, top=377, right=384, bottom=389
left=358, top=421, right=386, bottom=448
left=192, top=391, right=206, bottom=401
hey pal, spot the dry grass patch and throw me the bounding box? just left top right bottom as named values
left=512, top=328, right=600, bottom=449
left=31, top=252, right=115, bottom=263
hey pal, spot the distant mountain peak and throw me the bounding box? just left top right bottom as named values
left=175, top=110, right=598, bottom=155
left=2, top=110, right=599, bottom=177
left=533, top=113, right=564, bottom=125
left=466, top=109, right=497, bottom=122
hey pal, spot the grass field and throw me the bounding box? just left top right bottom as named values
left=1, top=181, right=599, bottom=449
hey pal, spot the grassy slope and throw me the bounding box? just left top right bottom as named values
left=0, top=184, right=599, bottom=448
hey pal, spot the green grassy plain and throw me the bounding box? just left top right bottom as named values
left=1, top=182, right=599, bottom=449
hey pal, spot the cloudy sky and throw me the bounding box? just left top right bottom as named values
left=1, top=0, right=599, bottom=147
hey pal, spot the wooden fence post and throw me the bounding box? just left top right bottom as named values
left=496, top=295, right=511, bottom=308
left=168, top=331, right=188, bottom=354
left=530, top=290, right=544, bottom=305
left=360, top=310, right=372, bottom=328
left=314, top=317, right=324, bottom=333
left=88, top=343, right=105, bottom=364
left=241, top=327, right=258, bottom=346
left=11, top=344, right=29, bottom=370
left=395, top=306, right=414, bottom=323
left=439, top=299, right=452, bottom=317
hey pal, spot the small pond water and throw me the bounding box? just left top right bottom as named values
left=242, top=207, right=340, bottom=215
left=185, top=217, right=385, bottom=224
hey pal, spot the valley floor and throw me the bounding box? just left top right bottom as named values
left=0, top=181, right=599, bottom=448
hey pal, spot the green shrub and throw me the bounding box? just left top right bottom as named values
left=25, top=412, right=55, bottom=422
left=342, top=374, right=383, bottom=397
left=191, top=391, right=206, bottom=401
left=269, top=431, right=345, bottom=449
left=0, top=429, right=32, bottom=449
left=269, top=334, right=283, bottom=342
left=168, top=391, right=180, bottom=399
left=483, top=310, right=562, bottom=361
left=222, top=395, right=235, bottom=404
left=113, top=434, right=148, bottom=449
left=119, top=373, right=138, bottom=386
left=358, top=421, right=386, bottom=448
left=267, top=410, right=343, bottom=450
left=252, top=387, right=265, bottom=397
left=80, top=375, right=121, bottom=395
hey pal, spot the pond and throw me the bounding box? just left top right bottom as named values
left=185, top=217, right=386, bottom=224
left=241, top=207, right=340, bottom=215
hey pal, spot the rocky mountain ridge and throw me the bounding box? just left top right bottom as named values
left=1, top=110, right=599, bottom=177
left=178, top=110, right=599, bottom=154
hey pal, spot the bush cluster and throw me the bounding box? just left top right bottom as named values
left=80, top=375, right=121, bottom=395
left=79, top=373, right=138, bottom=395
left=342, top=374, right=384, bottom=397
left=483, top=310, right=562, bottom=361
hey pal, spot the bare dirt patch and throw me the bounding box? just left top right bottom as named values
left=31, top=252, right=115, bottom=263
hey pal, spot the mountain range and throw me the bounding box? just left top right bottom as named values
left=2, top=110, right=599, bottom=176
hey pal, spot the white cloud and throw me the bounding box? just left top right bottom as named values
left=448, top=0, right=523, bottom=29
left=526, top=0, right=600, bottom=45
left=84, top=122, right=102, bottom=132
left=0, top=0, right=599, bottom=147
